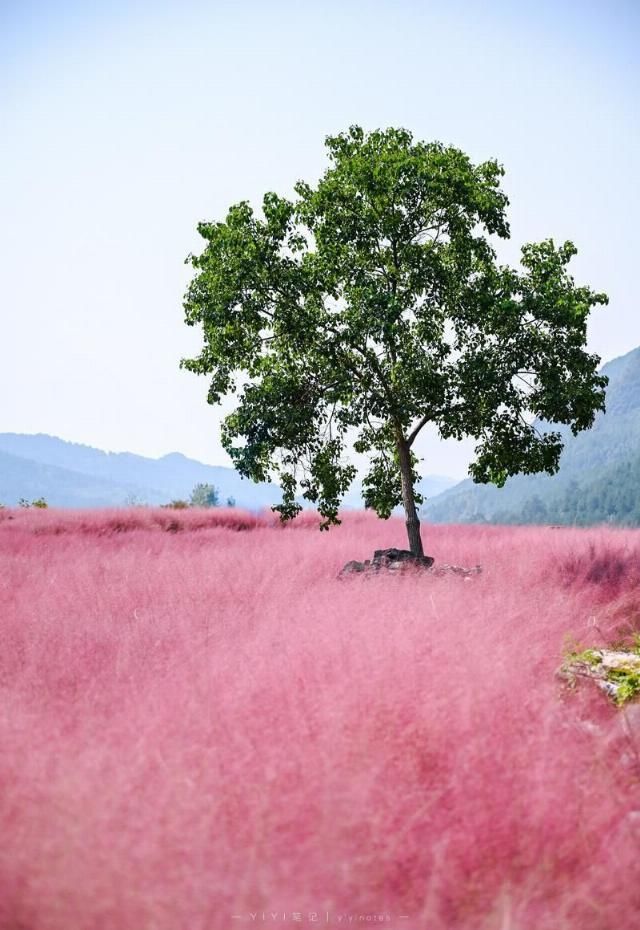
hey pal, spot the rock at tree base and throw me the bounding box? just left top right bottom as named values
left=373, top=547, right=432, bottom=564
left=338, top=548, right=482, bottom=580
left=373, top=547, right=434, bottom=569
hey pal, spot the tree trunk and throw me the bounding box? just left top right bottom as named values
left=395, top=429, right=424, bottom=557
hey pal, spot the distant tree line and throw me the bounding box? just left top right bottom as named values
left=1, top=485, right=238, bottom=511
left=444, top=455, right=640, bottom=528
left=164, top=483, right=236, bottom=509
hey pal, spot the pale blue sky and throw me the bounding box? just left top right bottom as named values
left=1, top=0, right=638, bottom=478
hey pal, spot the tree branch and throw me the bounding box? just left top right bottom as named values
left=407, top=414, right=430, bottom=447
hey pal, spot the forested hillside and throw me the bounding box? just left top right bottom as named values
left=424, top=346, right=640, bottom=526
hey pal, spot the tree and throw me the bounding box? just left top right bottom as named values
left=18, top=497, right=48, bottom=508
left=124, top=493, right=147, bottom=507
left=521, top=494, right=548, bottom=524
left=181, top=125, right=608, bottom=556
left=190, top=482, right=219, bottom=507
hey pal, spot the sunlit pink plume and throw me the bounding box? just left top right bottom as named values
left=1, top=506, right=639, bottom=929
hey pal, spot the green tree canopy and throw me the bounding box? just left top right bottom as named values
left=189, top=482, right=219, bottom=508
left=181, top=125, right=608, bottom=556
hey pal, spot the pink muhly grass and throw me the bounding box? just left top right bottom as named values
left=1, top=508, right=640, bottom=929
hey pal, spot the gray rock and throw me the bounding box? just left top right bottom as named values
left=372, top=547, right=434, bottom=569
left=559, top=648, right=640, bottom=705
left=338, top=548, right=481, bottom=580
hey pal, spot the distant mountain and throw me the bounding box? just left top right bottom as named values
left=340, top=473, right=457, bottom=511
left=0, top=449, right=157, bottom=507
left=0, top=434, right=284, bottom=509
left=423, top=346, right=640, bottom=527
left=0, top=432, right=456, bottom=511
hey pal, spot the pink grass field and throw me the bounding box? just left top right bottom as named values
left=1, top=506, right=640, bottom=930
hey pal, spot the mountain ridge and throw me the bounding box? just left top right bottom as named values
left=0, top=432, right=456, bottom=510
left=0, top=434, right=284, bottom=509
left=424, top=345, right=640, bottom=526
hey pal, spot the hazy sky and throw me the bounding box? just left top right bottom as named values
left=1, top=0, right=638, bottom=478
